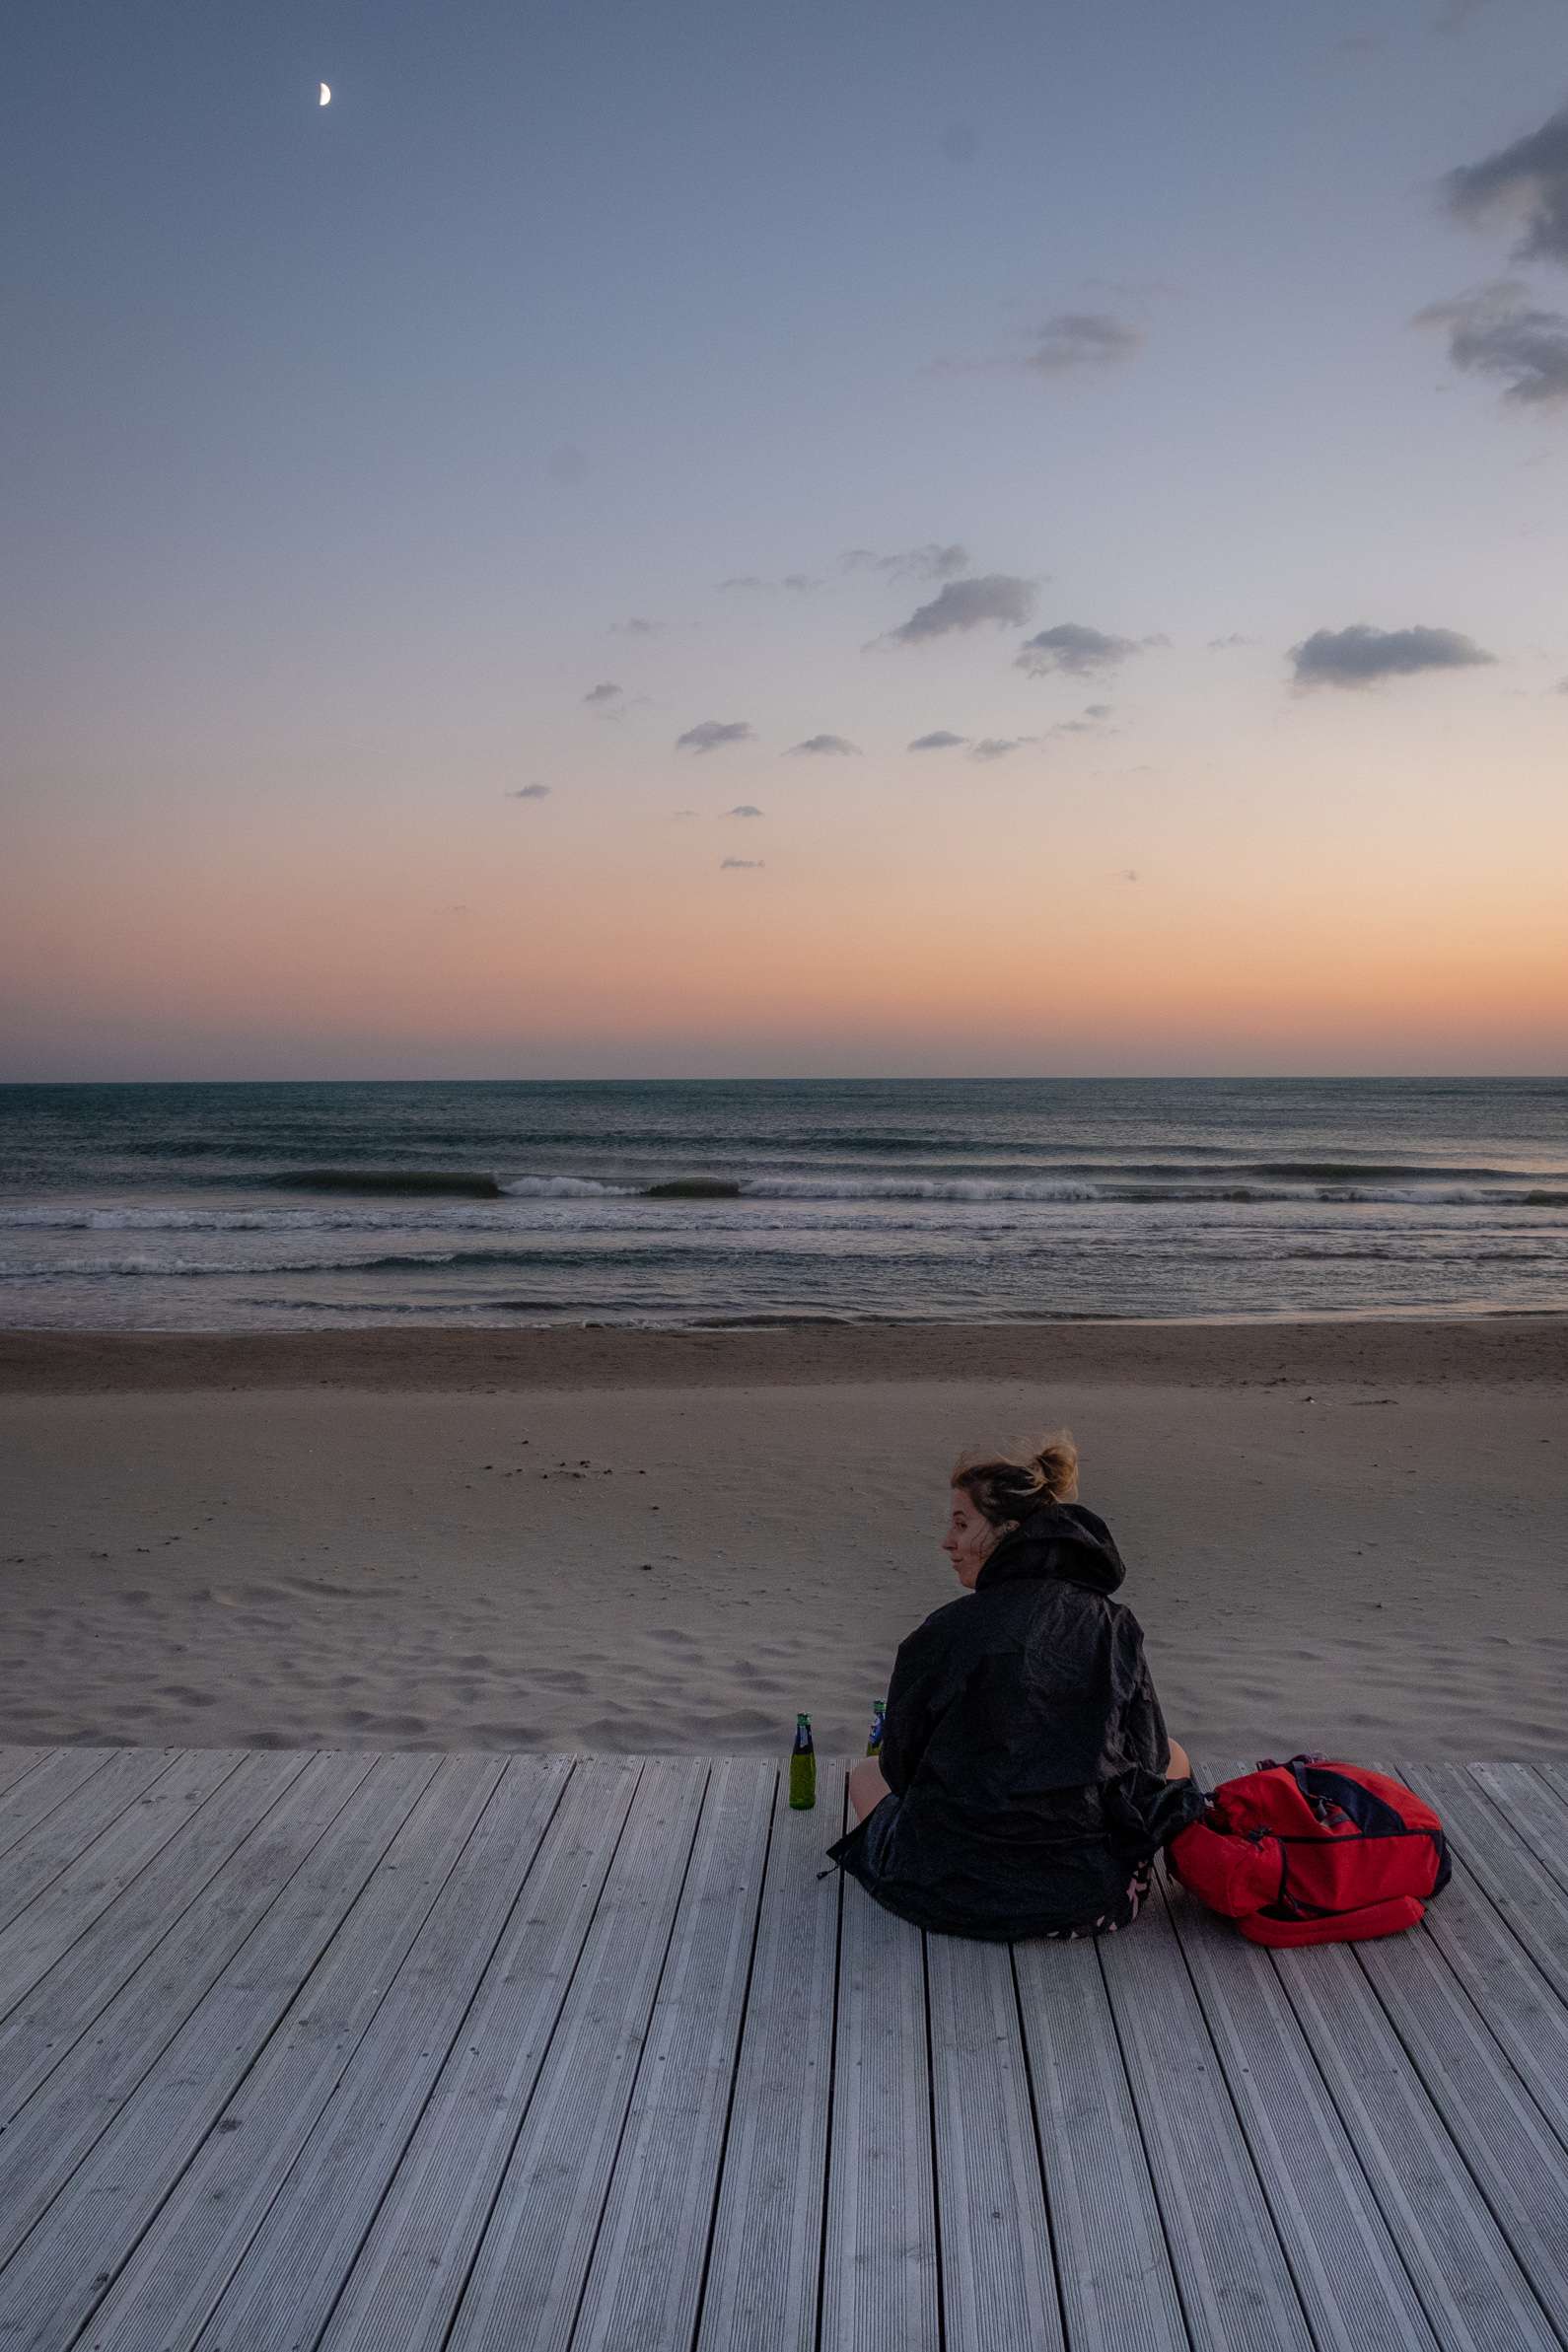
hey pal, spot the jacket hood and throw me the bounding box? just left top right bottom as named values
left=974, top=1501, right=1126, bottom=1597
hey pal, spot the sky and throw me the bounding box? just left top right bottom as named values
left=2, top=0, right=1567, bottom=1080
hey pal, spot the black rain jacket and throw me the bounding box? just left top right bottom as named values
left=822, top=1502, right=1205, bottom=1940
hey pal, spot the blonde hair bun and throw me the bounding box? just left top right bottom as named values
left=951, top=1428, right=1079, bottom=1526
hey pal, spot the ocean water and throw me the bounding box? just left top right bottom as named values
left=1, top=1077, right=1565, bottom=1330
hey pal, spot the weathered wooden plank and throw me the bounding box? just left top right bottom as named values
left=569, top=1756, right=776, bottom=2352
left=1162, top=1871, right=1440, bottom=2352
left=316, top=1757, right=643, bottom=2352
left=1400, top=1762, right=1568, bottom=2006
left=1471, top=1763, right=1568, bottom=1898
left=820, top=1804, right=940, bottom=2352
left=0, top=1752, right=48, bottom=1806
left=1403, top=1858, right=1568, bottom=2157
left=0, top=1752, right=310, bottom=2100
left=0, top=1749, right=178, bottom=1929
left=927, top=1928, right=1063, bottom=2352
left=429, top=1756, right=710, bottom=2352
left=1099, top=1871, right=1317, bottom=2352
left=165, top=1758, right=572, bottom=2352
left=0, top=1751, right=115, bottom=1859
left=79, top=1754, right=546, bottom=2352
left=0, top=1749, right=243, bottom=2018
left=0, top=1752, right=333, bottom=2132
left=0, top=1751, right=424, bottom=2336
left=1013, top=1934, right=1189, bottom=2352
left=694, top=1762, right=844, bottom=2352
left=1269, top=1937, right=1557, bottom=2352
left=1349, top=1902, right=1568, bottom=2336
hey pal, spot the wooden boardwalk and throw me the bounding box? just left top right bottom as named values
left=2, top=1747, right=1568, bottom=2351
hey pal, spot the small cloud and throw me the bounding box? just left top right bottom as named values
left=721, top=857, right=765, bottom=871
left=1288, top=622, right=1496, bottom=688
left=1022, top=311, right=1145, bottom=376
left=841, top=542, right=970, bottom=583
left=940, top=122, right=979, bottom=165
left=1047, top=703, right=1116, bottom=738
left=1119, top=869, right=1140, bottom=883
left=968, top=736, right=1033, bottom=760
left=888, top=574, right=1037, bottom=645
left=611, top=616, right=667, bottom=636
left=907, top=730, right=969, bottom=750
left=507, top=783, right=552, bottom=800
left=726, top=804, right=764, bottom=818
left=582, top=681, right=622, bottom=706
left=939, top=313, right=1144, bottom=383
left=547, top=444, right=589, bottom=484
left=1441, top=105, right=1568, bottom=266
left=672, top=809, right=699, bottom=819
left=677, top=719, right=756, bottom=753
left=1555, top=677, right=1568, bottom=693
left=1016, top=622, right=1144, bottom=677
left=1412, top=280, right=1568, bottom=405
left=719, top=572, right=821, bottom=593
left=787, top=733, right=861, bottom=756
left=1207, top=632, right=1257, bottom=650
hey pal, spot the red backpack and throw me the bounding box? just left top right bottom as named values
left=1168, top=1756, right=1450, bottom=1947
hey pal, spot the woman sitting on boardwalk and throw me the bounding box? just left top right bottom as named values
left=822, top=1432, right=1203, bottom=1942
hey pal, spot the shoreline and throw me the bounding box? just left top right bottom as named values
left=1, top=1314, right=1563, bottom=1393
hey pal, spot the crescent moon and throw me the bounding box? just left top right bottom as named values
left=319, top=82, right=331, bottom=106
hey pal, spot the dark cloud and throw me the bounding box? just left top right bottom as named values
left=547, top=444, right=589, bottom=484
left=1022, top=312, right=1145, bottom=376
left=507, top=783, right=551, bottom=800
left=1413, top=281, right=1568, bottom=405
left=726, top=804, right=764, bottom=818
left=677, top=720, right=756, bottom=753
left=841, top=542, right=970, bottom=583
left=1443, top=105, right=1568, bottom=265
left=1288, top=622, right=1496, bottom=688
left=907, top=730, right=969, bottom=750
left=611, top=616, right=666, bottom=636
left=1119, top=869, right=1140, bottom=883
left=1207, top=632, right=1258, bottom=650
left=889, top=574, right=1037, bottom=645
left=1015, top=623, right=1143, bottom=677
left=582, top=681, right=622, bottom=706
left=969, top=736, right=1033, bottom=761
left=721, top=858, right=765, bottom=871
left=787, top=734, right=862, bottom=756
left=1556, top=677, right=1568, bottom=694
left=720, top=575, right=767, bottom=592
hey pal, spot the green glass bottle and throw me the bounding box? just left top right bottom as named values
left=866, top=1698, right=886, bottom=1758
left=788, top=1713, right=816, bottom=1810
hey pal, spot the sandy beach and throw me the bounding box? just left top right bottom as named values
left=3, top=1317, right=1564, bottom=1763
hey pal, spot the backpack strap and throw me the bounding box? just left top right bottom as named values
left=1239, top=1894, right=1426, bottom=1948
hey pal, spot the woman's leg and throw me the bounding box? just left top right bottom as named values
left=1167, top=1739, right=1192, bottom=1782
left=847, top=1757, right=891, bottom=1822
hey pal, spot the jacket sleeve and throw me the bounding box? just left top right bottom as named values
left=1125, top=1634, right=1173, bottom=1776
left=877, top=1611, right=960, bottom=1798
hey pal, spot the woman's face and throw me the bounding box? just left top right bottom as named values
left=942, top=1487, right=1006, bottom=1590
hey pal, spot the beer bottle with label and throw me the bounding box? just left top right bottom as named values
left=866, top=1699, right=887, bottom=1757
left=788, top=1713, right=816, bottom=1810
